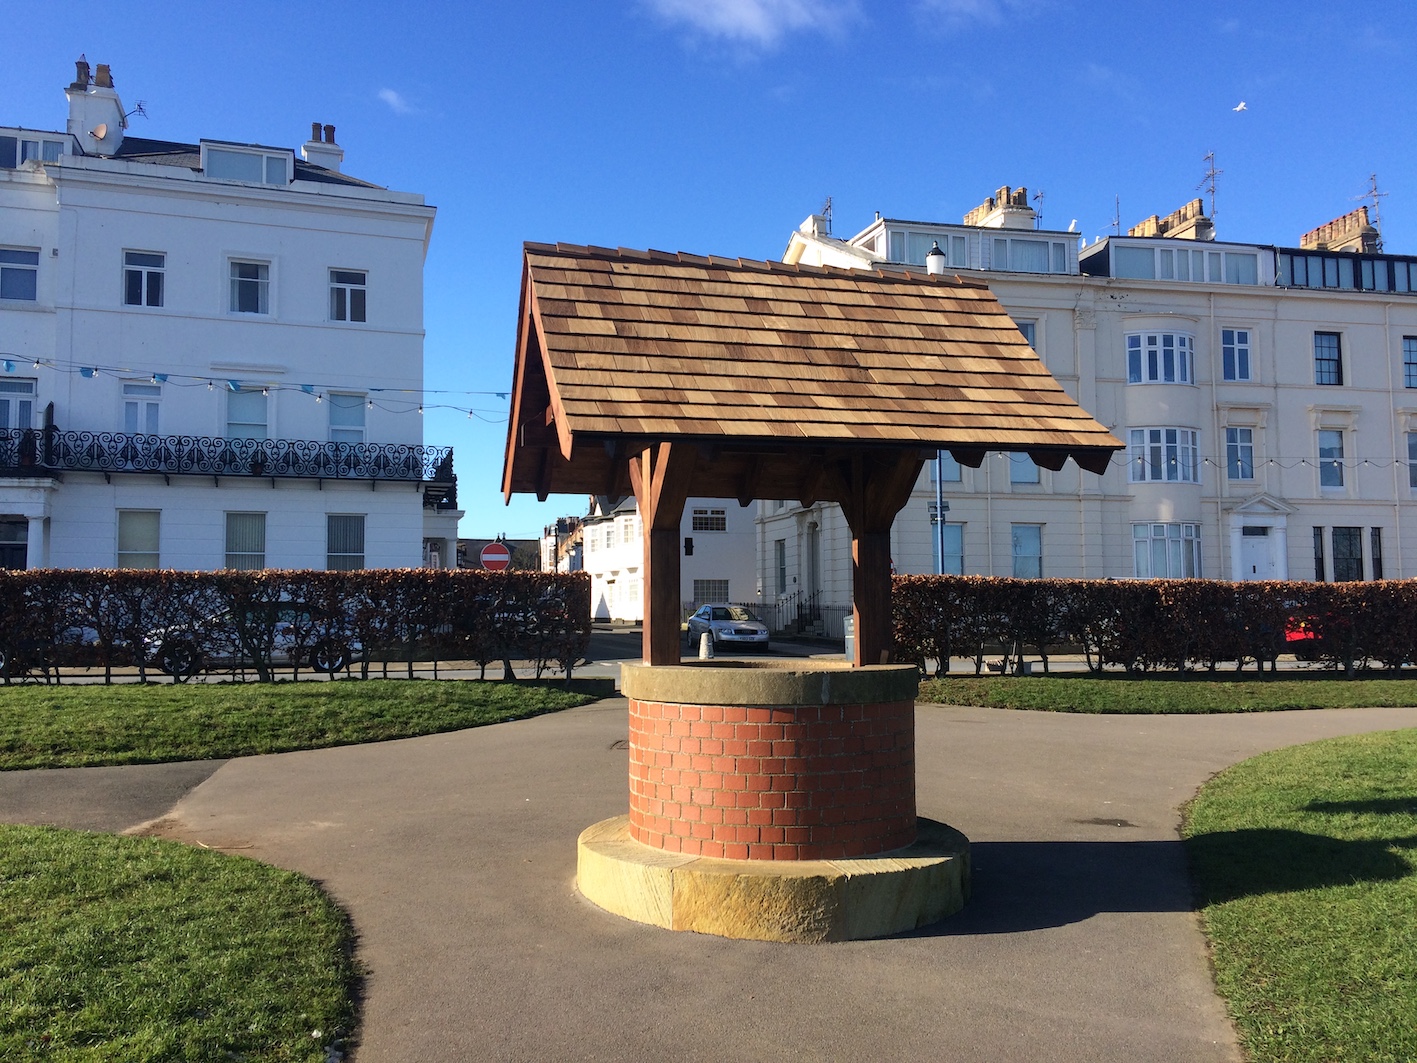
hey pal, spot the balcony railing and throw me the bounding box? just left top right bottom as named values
left=0, top=428, right=455, bottom=501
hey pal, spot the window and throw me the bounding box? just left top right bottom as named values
left=1318, top=430, right=1344, bottom=488
left=693, top=579, right=729, bottom=604
left=328, top=392, right=366, bottom=443
left=1222, top=329, right=1251, bottom=381
left=691, top=508, right=727, bottom=532
left=1009, top=452, right=1040, bottom=484
left=1126, top=332, right=1194, bottom=384
left=1113, top=244, right=1257, bottom=285
left=123, top=382, right=161, bottom=434
left=1128, top=427, right=1200, bottom=483
left=229, top=260, right=270, bottom=314
left=205, top=145, right=291, bottom=185
left=934, top=450, right=961, bottom=482
left=1016, top=321, right=1037, bottom=348
left=1314, top=332, right=1343, bottom=385
left=1405, top=337, right=1417, bottom=389
left=116, top=510, right=160, bottom=569
left=327, top=515, right=365, bottom=570
left=0, top=248, right=39, bottom=301
left=225, top=512, right=266, bottom=570
left=123, top=251, right=165, bottom=307
left=1372, top=527, right=1384, bottom=580
left=888, top=230, right=970, bottom=269
left=774, top=539, right=787, bottom=595
left=931, top=522, right=964, bottom=576
left=330, top=269, right=367, bottom=322
left=0, top=136, right=63, bottom=167
left=1225, top=427, right=1254, bottom=480
left=226, top=387, right=268, bottom=440
left=1279, top=250, right=1407, bottom=293
left=1011, top=524, right=1042, bottom=578
left=1408, top=432, right=1417, bottom=489
left=1132, top=523, right=1201, bottom=578
left=1313, top=527, right=1326, bottom=582
left=1332, top=526, right=1362, bottom=581
left=0, top=379, right=36, bottom=429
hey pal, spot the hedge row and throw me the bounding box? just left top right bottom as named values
left=0, top=569, right=591, bottom=684
left=893, top=576, right=1417, bottom=676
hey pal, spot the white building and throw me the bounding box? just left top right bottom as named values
left=579, top=495, right=757, bottom=622
left=766, top=187, right=1417, bottom=602
left=0, top=58, right=459, bottom=571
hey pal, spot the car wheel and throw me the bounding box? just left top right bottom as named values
left=311, top=639, right=349, bottom=674
left=157, top=638, right=202, bottom=680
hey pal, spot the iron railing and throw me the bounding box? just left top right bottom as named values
left=0, top=427, right=455, bottom=496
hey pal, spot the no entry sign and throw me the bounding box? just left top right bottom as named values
left=480, top=541, right=512, bottom=571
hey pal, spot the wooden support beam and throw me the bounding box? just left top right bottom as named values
left=736, top=454, right=762, bottom=508
left=629, top=442, right=698, bottom=665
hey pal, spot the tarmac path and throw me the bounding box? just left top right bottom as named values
left=4, top=699, right=1414, bottom=1062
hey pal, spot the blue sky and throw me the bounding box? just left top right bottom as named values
left=10, top=1, right=1417, bottom=538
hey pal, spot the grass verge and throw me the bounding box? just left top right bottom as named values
left=0, top=824, right=355, bottom=1062
left=0, top=680, right=596, bottom=770
left=917, top=675, right=1417, bottom=713
left=1182, top=729, right=1417, bottom=1063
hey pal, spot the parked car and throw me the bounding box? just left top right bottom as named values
left=144, top=604, right=360, bottom=678
left=685, top=604, right=770, bottom=652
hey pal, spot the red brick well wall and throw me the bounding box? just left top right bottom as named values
left=626, top=698, right=916, bottom=861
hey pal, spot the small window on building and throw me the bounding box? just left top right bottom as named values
left=327, top=514, right=365, bottom=570
left=1009, top=452, right=1040, bottom=484
left=330, top=269, right=367, bottom=322
left=0, top=379, right=36, bottom=429
left=691, top=508, right=727, bottom=532
left=1016, top=320, right=1037, bottom=348
left=931, top=522, right=964, bottom=576
left=1408, top=432, right=1417, bottom=489
left=1404, top=337, right=1417, bottom=389
left=229, top=260, right=270, bottom=314
left=1132, top=523, right=1201, bottom=579
left=123, top=251, right=165, bottom=307
left=116, top=510, right=160, bottom=569
left=225, top=512, right=267, bottom=570
left=1128, top=428, right=1200, bottom=483
left=1222, top=328, right=1251, bottom=381
left=227, top=387, right=268, bottom=440
left=1318, top=429, right=1345, bottom=488
left=1225, top=427, right=1254, bottom=480
left=123, top=382, right=161, bottom=435
left=1372, top=527, right=1384, bottom=580
left=774, top=539, right=787, bottom=595
left=1332, top=526, right=1362, bottom=581
left=1011, top=524, right=1042, bottom=579
left=0, top=248, right=39, bottom=301
left=1126, top=332, right=1194, bottom=384
left=693, top=579, right=730, bottom=604
left=935, top=450, right=962, bottom=482
left=1313, top=527, right=1326, bottom=582
left=205, top=146, right=291, bottom=185
left=328, top=392, right=366, bottom=443
left=1314, top=332, right=1343, bottom=385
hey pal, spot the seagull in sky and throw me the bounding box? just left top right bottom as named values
left=1233, top=101, right=1247, bottom=111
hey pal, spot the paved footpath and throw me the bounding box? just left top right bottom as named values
left=4, top=700, right=1415, bottom=1062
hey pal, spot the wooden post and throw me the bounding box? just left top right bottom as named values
left=628, top=442, right=697, bottom=665
left=852, top=530, right=893, bottom=667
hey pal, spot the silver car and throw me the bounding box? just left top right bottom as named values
left=685, top=604, right=769, bottom=652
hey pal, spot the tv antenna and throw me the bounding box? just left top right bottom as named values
left=1111, top=194, right=1120, bottom=235
left=1354, top=173, right=1388, bottom=252
left=1197, top=151, right=1222, bottom=218
left=819, top=196, right=833, bottom=237
left=123, top=101, right=148, bottom=122
left=1032, top=189, right=1044, bottom=229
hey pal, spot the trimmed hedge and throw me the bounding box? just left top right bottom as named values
left=893, top=576, right=1417, bottom=676
left=0, top=569, right=591, bottom=684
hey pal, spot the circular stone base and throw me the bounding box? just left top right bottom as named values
left=577, top=815, right=970, bottom=943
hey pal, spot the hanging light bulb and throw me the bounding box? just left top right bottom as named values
left=417, top=405, right=424, bottom=415
left=207, top=381, right=214, bottom=390
left=366, top=398, right=374, bottom=409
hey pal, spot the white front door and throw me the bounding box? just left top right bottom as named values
left=1238, top=526, right=1279, bottom=580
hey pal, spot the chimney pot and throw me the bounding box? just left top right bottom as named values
left=323, top=124, right=336, bottom=144
left=311, top=121, right=322, bottom=142
left=95, top=64, right=113, bottom=89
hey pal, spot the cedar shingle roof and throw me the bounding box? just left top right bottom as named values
left=503, top=243, right=1121, bottom=501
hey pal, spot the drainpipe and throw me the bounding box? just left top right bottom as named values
left=1386, top=302, right=1402, bottom=576
left=1208, top=291, right=1225, bottom=578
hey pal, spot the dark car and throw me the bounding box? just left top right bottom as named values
left=685, top=604, right=770, bottom=652
left=144, top=604, right=360, bottom=678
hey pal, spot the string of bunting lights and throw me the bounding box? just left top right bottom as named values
left=1, top=357, right=510, bottom=422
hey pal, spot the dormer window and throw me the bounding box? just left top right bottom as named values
left=202, top=143, right=292, bottom=186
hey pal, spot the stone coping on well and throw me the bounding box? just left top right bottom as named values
left=621, top=660, right=919, bottom=708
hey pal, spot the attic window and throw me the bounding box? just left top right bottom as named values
left=203, top=144, right=291, bottom=185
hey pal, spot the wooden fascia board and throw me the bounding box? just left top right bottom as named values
left=526, top=280, right=575, bottom=462
left=501, top=269, right=537, bottom=503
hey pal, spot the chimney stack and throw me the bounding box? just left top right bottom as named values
left=1300, top=207, right=1379, bottom=253
left=65, top=58, right=126, bottom=156
left=94, top=64, right=113, bottom=89
left=1127, top=199, right=1214, bottom=241
left=71, top=57, right=91, bottom=89
left=301, top=120, right=344, bottom=173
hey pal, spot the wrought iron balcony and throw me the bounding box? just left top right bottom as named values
left=0, top=427, right=455, bottom=502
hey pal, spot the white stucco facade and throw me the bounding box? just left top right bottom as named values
left=765, top=193, right=1417, bottom=602
left=0, top=60, right=459, bottom=571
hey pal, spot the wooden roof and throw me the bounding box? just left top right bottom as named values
left=503, top=243, right=1122, bottom=502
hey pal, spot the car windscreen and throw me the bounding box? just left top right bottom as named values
left=725, top=607, right=759, bottom=622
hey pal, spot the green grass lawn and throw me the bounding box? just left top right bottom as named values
left=0, top=680, right=596, bottom=770
left=917, top=675, right=1417, bottom=713
left=1183, top=729, right=1417, bottom=1063
left=0, top=825, right=355, bottom=1062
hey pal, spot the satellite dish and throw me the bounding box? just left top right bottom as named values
left=91, top=123, right=108, bottom=140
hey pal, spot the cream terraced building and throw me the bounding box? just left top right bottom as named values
left=765, top=189, right=1417, bottom=614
